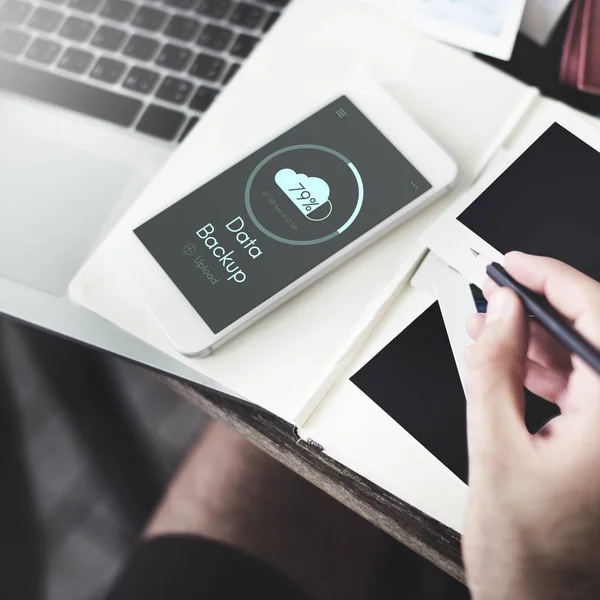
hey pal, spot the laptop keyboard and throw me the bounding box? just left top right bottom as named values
left=0, top=0, right=290, bottom=142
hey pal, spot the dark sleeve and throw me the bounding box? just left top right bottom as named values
left=106, top=535, right=311, bottom=600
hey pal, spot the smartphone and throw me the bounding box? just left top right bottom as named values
left=113, top=83, right=458, bottom=356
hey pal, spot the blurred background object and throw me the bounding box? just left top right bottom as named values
left=0, top=316, right=209, bottom=600
left=0, top=316, right=473, bottom=600
left=559, top=0, right=600, bottom=96
left=478, top=0, right=600, bottom=117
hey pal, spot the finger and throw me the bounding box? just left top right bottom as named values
left=482, top=277, right=499, bottom=301
left=466, top=313, right=485, bottom=341
left=469, top=318, right=569, bottom=403
left=465, top=288, right=530, bottom=478
left=526, top=320, right=572, bottom=373
left=524, top=359, right=569, bottom=404
left=468, top=313, right=572, bottom=374
left=505, top=252, right=600, bottom=345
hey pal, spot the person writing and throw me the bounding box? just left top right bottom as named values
left=107, top=252, right=600, bottom=600
left=464, top=251, right=600, bottom=600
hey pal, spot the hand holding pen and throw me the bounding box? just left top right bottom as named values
left=471, top=248, right=600, bottom=375
left=462, top=252, right=600, bottom=600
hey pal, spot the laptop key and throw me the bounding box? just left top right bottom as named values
left=164, top=15, right=199, bottom=41
left=59, top=16, right=94, bottom=41
left=155, top=76, right=192, bottom=104
left=99, top=0, right=135, bottom=22
left=196, top=24, right=232, bottom=51
left=156, top=43, right=192, bottom=71
left=123, top=65, right=159, bottom=94
left=189, top=52, right=225, bottom=81
left=189, top=84, right=218, bottom=111
left=222, top=61, right=239, bottom=84
left=179, top=116, right=198, bottom=143
left=166, top=0, right=196, bottom=9
left=28, top=7, right=62, bottom=32
left=260, top=0, right=289, bottom=6
left=229, top=2, right=264, bottom=29
left=230, top=33, right=258, bottom=58
left=58, top=46, right=93, bottom=73
left=68, top=0, right=101, bottom=13
left=196, top=0, right=231, bottom=19
left=262, top=10, right=279, bottom=33
left=90, top=25, right=126, bottom=51
left=0, top=0, right=32, bottom=24
left=0, top=28, right=30, bottom=55
left=136, top=104, right=185, bottom=141
left=90, top=56, right=125, bottom=82
left=123, top=34, right=159, bottom=61
left=131, top=6, right=167, bottom=31
left=0, top=57, right=142, bottom=125
left=25, top=36, right=61, bottom=63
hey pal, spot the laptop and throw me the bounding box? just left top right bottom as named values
left=0, top=0, right=288, bottom=372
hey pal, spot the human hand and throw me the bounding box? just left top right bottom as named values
left=463, top=251, right=600, bottom=600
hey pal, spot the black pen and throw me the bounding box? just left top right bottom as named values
left=471, top=249, right=600, bottom=375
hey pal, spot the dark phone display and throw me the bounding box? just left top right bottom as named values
left=135, top=96, right=431, bottom=333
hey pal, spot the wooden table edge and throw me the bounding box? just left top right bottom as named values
left=164, top=375, right=465, bottom=583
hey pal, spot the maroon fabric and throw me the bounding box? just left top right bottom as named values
left=560, top=0, right=585, bottom=88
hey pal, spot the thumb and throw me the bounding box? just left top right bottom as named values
left=465, top=288, right=529, bottom=479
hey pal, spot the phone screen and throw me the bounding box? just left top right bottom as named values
left=135, top=95, right=432, bottom=334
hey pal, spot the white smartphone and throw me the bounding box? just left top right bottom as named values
left=113, top=83, right=458, bottom=357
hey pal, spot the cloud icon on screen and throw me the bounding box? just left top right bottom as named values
left=274, top=168, right=333, bottom=221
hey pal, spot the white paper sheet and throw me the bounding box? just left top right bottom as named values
left=412, top=254, right=476, bottom=391
left=367, top=0, right=527, bottom=59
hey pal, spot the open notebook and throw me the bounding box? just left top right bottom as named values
left=301, top=103, right=600, bottom=532
left=67, top=0, right=600, bottom=534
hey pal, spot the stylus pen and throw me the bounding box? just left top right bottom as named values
left=471, top=249, right=600, bottom=376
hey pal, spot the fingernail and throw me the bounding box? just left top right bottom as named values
left=486, top=290, right=510, bottom=322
